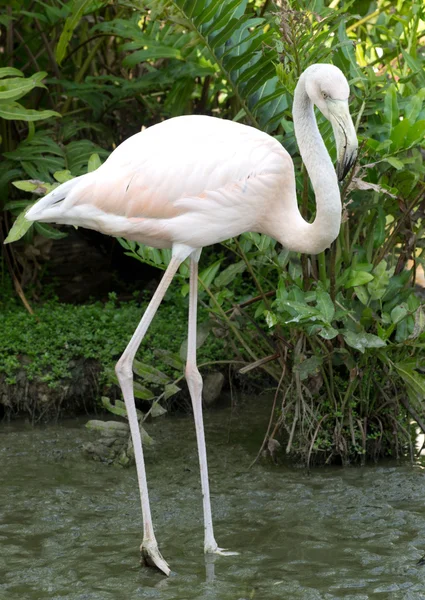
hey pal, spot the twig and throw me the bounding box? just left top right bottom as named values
left=239, top=353, right=280, bottom=374
left=224, top=290, right=275, bottom=314
left=307, top=414, right=328, bottom=472
left=268, top=385, right=292, bottom=440
left=249, top=353, right=287, bottom=469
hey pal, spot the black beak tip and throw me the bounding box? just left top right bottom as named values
left=337, top=163, right=348, bottom=182
left=337, top=154, right=356, bottom=182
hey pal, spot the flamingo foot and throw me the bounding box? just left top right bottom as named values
left=140, top=541, right=170, bottom=576
left=212, top=547, right=239, bottom=556
left=205, top=541, right=239, bottom=556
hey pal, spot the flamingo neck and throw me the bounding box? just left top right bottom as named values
left=276, top=74, right=342, bottom=254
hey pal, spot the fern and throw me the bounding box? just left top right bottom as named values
left=3, top=132, right=109, bottom=181
left=167, top=0, right=289, bottom=132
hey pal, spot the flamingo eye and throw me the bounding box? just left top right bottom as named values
left=322, top=91, right=328, bottom=99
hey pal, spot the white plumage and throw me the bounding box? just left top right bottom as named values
left=28, top=116, right=291, bottom=249
left=25, top=64, right=358, bottom=576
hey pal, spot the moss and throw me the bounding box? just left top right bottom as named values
left=0, top=292, right=228, bottom=388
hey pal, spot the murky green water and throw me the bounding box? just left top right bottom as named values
left=1, top=398, right=425, bottom=599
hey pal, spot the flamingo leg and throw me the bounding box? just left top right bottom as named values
left=185, top=253, right=218, bottom=553
left=187, top=252, right=238, bottom=558
left=115, top=255, right=183, bottom=577
left=186, top=254, right=239, bottom=559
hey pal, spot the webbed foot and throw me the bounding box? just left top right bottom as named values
left=141, top=541, right=170, bottom=576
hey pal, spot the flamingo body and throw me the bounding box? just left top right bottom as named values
left=30, top=116, right=292, bottom=251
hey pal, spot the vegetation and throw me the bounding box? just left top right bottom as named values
left=1, top=0, right=424, bottom=465
left=0, top=290, right=228, bottom=414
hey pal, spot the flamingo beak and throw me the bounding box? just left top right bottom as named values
left=329, top=100, right=358, bottom=181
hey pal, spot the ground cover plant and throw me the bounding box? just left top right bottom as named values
left=0, top=289, right=229, bottom=420
left=1, top=0, right=424, bottom=464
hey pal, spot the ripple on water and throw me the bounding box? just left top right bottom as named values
left=2, top=400, right=425, bottom=599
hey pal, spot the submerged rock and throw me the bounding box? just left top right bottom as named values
left=85, top=420, right=129, bottom=436
left=203, top=371, right=225, bottom=406
left=83, top=419, right=154, bottom=467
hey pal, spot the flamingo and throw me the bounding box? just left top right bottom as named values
left=23, top=63, right=357, bottom=575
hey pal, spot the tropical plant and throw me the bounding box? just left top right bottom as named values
left=2, top=0, right=425, bottom=465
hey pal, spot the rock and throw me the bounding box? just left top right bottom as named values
left=84, top=419, right=130, bottom=465
left=202, top=372, right=225, bottom=407
left=82, top=441, right=120, bottom=463
left=83, top=419, right=154, bottom=467
left=85, top=419, right=129, bottom=437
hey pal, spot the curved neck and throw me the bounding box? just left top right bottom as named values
left=286, top=74, right=341, bottom=253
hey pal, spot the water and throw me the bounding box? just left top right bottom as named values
left=1, top=398, right=425, bottom=599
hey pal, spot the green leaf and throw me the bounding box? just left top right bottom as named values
left=4, top=200, right=31, bottom=212
left=373, top=209, right=386, bottom=248
left=390, top=304, right=408, bottom=325
left=140, top=426, right=154, bottom=447
left=56, top=0, right=103, bottom=65
left=164, top=383, right=181, bottom=400
left=0, top=102, right=60, bottom=122
left=123, top=46, right=182, bottom=66
left=384, top=83, right=398, bottom=127
left=4, top=208, right=34, bottom=243
left=133, top=382, right=155, bottom=400
left=87, top=153, right=102, bottom=172
left=101, top=396, right=128, bottom=418
left=150, top=400, right=167, bottom=417
left=180, top=320, right=212, bottom=359
left=132, top=360, right=170, bottom=385
left=154, top=349, right=184, bottom=370
left=317, top=325, right=339, bottom=340
left=342, top=330, right=386, bottom=353
left=390, top=118, right=410, bottom=151
left=367, top=260, right=392, bottom=301
left=345, top=270, right=374, bottom=288
left=12, top=179, right=49, bottom=193
left=405, top=94, right=423, bottom=123
left=405, top=120, right=425, bottom=147
left=34, top=222, right=68, bottom=240
left=395, top=318, right=410, bottom=343
left=400, top=48, right=425, bottom=86
left=0, top=72, right=46, bottom=102
left=199, top=260, right=222, bottom=288
left=394, top=361, right=425, bottom=400
left=115, top=399, right=143, bottom=418
left=409, top=306, right=425, bottom=340
left=0, top=67, right=23, bottom=79
left=384, top=157, right=404, bottom=170
left=265, top=310, right=278, bottom=328
left=316, top=290, right=335, bottom=323
left=354, top=285, right=369, bottom=305
left=214, top=260, right=246, bottom=287
left=54, top=170, right=74, bottom=183
left=283, top=301, right=321, bottom=324
left=171, top=0, right=287, bottom=131
left=294, top=355, right=322, bottom=381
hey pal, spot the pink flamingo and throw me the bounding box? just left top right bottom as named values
left=24, top=64, right=357, bottom=575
